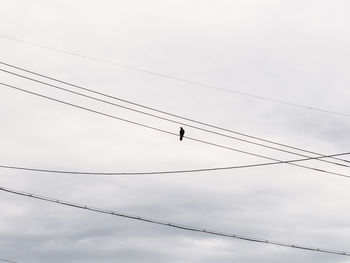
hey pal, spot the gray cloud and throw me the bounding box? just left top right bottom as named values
left=1, top=1, right=350, bottom=262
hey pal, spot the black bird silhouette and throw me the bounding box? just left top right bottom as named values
left=179, top=127, right=185, bottom=141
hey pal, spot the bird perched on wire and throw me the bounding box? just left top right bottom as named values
left=179, top=127, right=185, bottom=141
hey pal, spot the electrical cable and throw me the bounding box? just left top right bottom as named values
left=0, top=35, right=349, bottom=118
left=1, top=67, right=349, bottom=169
left=1, top=82, right=350, bottom=179
left=1, top=152, right=350, bottom=176
left=0, top=185, right=348, bottom=256
left=0, top=62, right=349, bottom=167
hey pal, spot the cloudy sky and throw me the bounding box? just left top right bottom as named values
left=1, top=1, right=350, bottom=262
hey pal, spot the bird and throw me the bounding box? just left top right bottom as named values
left=179, top=127, right=185, bottom=141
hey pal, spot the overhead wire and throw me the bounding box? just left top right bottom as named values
left=0, top=62, right=349, bottom=168
left=0, top=152, right=349, bottom=176
left=0, top=185, right=349, bottom=256
left=1, top=67, right=349, bottom=169
left=1, top=82, right=350, bottom=179
left=2, top=36, right=349, bottom=258
left=1, top=35, right=349, bottom=118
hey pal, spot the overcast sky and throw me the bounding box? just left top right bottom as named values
left=1, top=1, right=350, bottom=262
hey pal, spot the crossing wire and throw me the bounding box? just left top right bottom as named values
left=0, top=62, right=349, bottom=167
left=1, top=35, right=349, bottom=118
left=1, top=82, right=350, bottom=179
left=1, top=152, right=350, bottom=176
left=0, top=185, right=349, bottom=257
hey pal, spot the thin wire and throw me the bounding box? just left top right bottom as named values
left=2, top=67, right=349, bottom=169
left=1, top=35, right=349, bottom=118
left=0, top=185, right=349, bottom=257
left=2, top=82, right=350, bottom=179
left=0, top=62, right=349, bottom=167
left=1, top=152, right=350, bottom=177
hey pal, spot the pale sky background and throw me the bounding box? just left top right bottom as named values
left=1, top=1, right=350, bottom=262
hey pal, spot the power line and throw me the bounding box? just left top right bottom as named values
left=1, top=152, right=350, bottom=177
left=1, top=82, right=350, bottom=179
left=0, top=35, right=349, bottom=118
left=0, top=185, right=348, bottom=257
left=2, top=68, right=349, bottom=169
left=0, top=62, right=349, bottom=167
